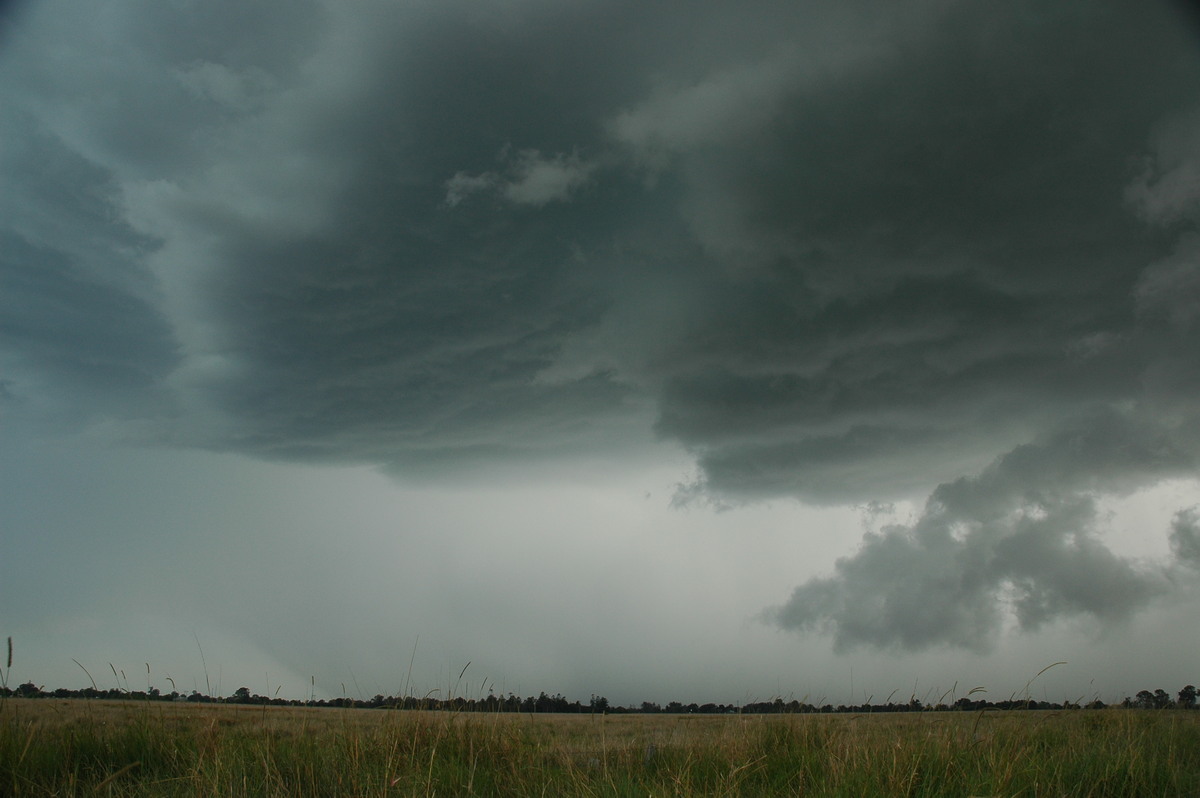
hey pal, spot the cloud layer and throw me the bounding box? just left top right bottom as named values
left=3, top=0, right=1200, bottom=650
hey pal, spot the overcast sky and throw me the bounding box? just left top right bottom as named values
left=3, top=0, right=1200, bottom=707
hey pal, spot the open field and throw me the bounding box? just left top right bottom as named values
left=2, top=699, right=1199, bottom=796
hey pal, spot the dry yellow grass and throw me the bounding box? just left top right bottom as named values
left=3, top=698, right=1199, bottom=796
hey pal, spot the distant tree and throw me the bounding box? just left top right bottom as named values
left=1153, top=689, right=1173, bottom=709
left=231, top=687, right=252, bottom=704
left=1178, top=685, right=1197, bottom=710
left=14, top=682, right=41, bottom=698
left=1135, top=690, right=1155, bottom=709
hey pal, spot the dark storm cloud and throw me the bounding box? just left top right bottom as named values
left=0, top=0, right=660, bottom=458
left=3, top=0, right=1200, bottom=649
left=645, top=2, right=1200, bottom=503
left=657, top=271, right=1151, bottom=503
left=0, top=113, right=177, bottom=426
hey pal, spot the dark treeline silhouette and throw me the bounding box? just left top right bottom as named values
left=3, top=682, right=1197, bottom=714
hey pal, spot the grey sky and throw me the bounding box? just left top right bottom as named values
left=2, top=0, right=1198, bottom=705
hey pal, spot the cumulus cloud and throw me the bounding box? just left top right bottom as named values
left=503, top=149, right=596, bottom=206
left=768, top=411, right=1195, bottom=651
left=770, top=492, right=1168, bottom=652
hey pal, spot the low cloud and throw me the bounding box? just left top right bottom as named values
left=1170, top=506, right=1200, bottom=567
left=766, top=411, right=1196, bottom=651
left=503, top=149, right=595, bottom=206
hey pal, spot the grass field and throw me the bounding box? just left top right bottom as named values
left=2, top=698, right=1198, bottom=796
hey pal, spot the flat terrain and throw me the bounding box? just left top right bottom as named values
left=3, top=698, right=1199, bottom=795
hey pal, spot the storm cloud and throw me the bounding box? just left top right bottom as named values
left=3, top=0, right=1200, bottom=656
left=1170, top=506, right=1200, bottom=568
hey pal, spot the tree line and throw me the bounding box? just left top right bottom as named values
left=3, top=682, right=1197, bottom=714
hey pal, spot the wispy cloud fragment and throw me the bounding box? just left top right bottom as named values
left=443, top=149, right=596, bottom=208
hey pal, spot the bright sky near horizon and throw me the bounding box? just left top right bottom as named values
left=2, top=0, right=1200, bottom=707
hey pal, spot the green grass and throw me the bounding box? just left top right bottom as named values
left=2, top=699, right=1198, bottom=796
